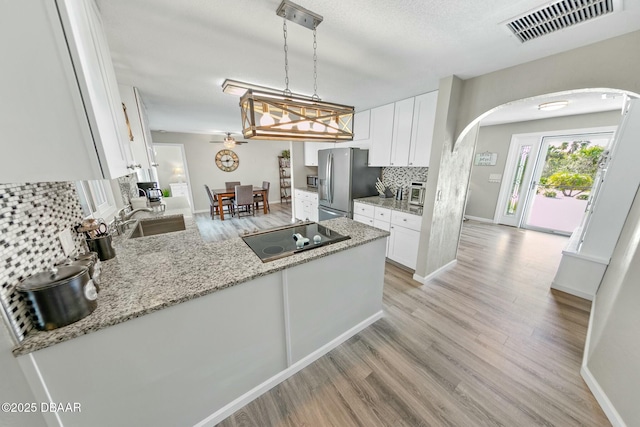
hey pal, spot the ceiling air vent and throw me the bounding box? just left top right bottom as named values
left=506, top=0, right=617, bottom=43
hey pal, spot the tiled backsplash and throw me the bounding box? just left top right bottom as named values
left=0, top=182, right=85, bottom=342
left=381, top=167, right=428, bottom=198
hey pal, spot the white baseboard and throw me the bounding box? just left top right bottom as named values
left=581, top=295, right=626, bottom=426
left=464, top=215, right=495, bottom=224
left=581, top=365, right=626, bottom=427
left=413, top=259, right=457, bottom=284
left=193, top=208, right=208, bottom=214
left=551, top=281, right=594, bottom=301
left=193, top=310, right=384, bottom=427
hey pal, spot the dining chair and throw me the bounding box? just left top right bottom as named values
left=204, top=184, right=233, bottom=219
left=254, top=181, right=270, bottom=213
left=233, top=185, right=254, bottom=217
left=225, top=181, right=241, bottom=190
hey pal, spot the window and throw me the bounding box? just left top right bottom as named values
left=75, top=180, right=117, bottom=219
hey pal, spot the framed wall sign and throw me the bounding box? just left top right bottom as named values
left=475, top=152, right=498, bottom=166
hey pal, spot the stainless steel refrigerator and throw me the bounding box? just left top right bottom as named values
left=318, top=147, right=381, bottom=220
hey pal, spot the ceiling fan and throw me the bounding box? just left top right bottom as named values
left=209, top=132, right=248, bottom=148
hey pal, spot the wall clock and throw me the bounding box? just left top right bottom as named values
left=215, top=149, right=239, bottom=172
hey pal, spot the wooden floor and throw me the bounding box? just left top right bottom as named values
left=195, top=202, right=294, bottom=242
left=217, top=220, right=609, bottom=427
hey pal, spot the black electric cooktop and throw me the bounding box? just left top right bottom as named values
left=242, top=222, right=350, bottom=262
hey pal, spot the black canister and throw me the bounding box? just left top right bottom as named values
left=86, top=235, right=116, bottom=261
left=16, top=266, right=98, bottom=331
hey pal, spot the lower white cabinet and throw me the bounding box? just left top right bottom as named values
left=169, top=183, right=189, bottom=199
left=294, top=189, right=318, bottom=221
left=352, top=201, right=421, bottom=269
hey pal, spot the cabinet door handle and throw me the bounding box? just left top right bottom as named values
left=403, top=218, right=407, bottom=221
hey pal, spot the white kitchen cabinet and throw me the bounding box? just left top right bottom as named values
left=0, top=0, right=133, bottom=182
left=408, top=91, right=438, bottom=167
left=388, top=210, right=422, bottom=270
left=389, top=98, right=415, bottom=166
left=367, top=104, right=395, bottom=166
left=353, top=110, right=371, bottom=141
left=353, top=201, right=422, bottom=269
left=294, top=189, right=318, bottom=221
left=304, top=142, right=335, bottom=166
left=119, top=85, right=158, bottom=172
left=388, top=223, right=420, bottom=270
left=363, top=91, right=438, bottom=168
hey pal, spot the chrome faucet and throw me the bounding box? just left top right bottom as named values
left=117, top=207, right=153, bottom=221
left=113, top=206, right=153, bottom=234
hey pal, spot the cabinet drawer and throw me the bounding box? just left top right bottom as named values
left=391, top=210, right=422, bottom=232
left=353, top=202, right=374, bottom=218
left=374, top=207, right=392, bottom=222
left=373, top=218, right=391, bottom=231
left=353, top=214, right=374, bottom=226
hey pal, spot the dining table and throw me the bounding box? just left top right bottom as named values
left=211, top=187, right=268, bottom=220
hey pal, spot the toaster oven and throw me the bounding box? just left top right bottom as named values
left=409, top=181, right=427, bottom=206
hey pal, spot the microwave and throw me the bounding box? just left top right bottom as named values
left=409, top=181, right=427, bottom=206
left=307, top=175, right=318, bottom=188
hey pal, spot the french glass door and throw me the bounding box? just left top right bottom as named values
left=496, top=131, right=613, bottom=234
left=521, top=133, right=613, bottom=235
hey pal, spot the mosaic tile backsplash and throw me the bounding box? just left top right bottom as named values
left=0, top=182, right=85, bottom=342
left=381, top=167, right=428, bottom=198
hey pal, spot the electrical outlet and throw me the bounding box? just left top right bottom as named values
left=58, top=229, right=75, bottom=257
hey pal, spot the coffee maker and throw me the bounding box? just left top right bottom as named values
left=137, top=182, right=162, bottom=203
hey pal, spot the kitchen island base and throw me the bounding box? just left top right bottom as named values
left=17, top=238, right=386, bottom=427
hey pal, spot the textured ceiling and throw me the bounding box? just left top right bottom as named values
left=96, top=0, right=640, bottom=135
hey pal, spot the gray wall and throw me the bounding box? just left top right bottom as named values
left=586, top=183, right=640, bottom=425
left=151, top=132, right=289, bottom=212
left=466, top=110, right=622, bottom=220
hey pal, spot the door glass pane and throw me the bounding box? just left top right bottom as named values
left=506, top=145, right=531, bottom=216
left=524, top=135, right=611, bottom=234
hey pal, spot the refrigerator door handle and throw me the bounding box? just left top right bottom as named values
left=327, top=153, right=333, bottom=204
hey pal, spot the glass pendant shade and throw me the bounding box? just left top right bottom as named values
left=240, top=89, right=354, bottom=141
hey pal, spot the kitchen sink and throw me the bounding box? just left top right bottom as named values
left=129, top=216, right=186, bottom=238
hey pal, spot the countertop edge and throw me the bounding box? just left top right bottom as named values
left=13, top=218, right=388, bottom=356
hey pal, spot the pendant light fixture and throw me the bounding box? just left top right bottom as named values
left=232, top=0, right=354, bottom=142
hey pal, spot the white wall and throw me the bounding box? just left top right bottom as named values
left=584, top=182, right=640, bottom=425
left=466, top=110, right=622, bottom=220
left=153, top=144, right=186, bottom=192
left=0, top=323, right=46, bottom=427
left=151, top=132, right=289, bottom=212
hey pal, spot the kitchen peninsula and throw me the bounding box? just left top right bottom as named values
left=14, top=214, right=388, bottom=427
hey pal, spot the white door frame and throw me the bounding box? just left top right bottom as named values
left=494, top=125, right=618, bottom=227
left=152, top=143, right=195, bottom=212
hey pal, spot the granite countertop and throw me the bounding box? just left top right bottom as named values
left=355, top=196, right=423, bottom=216
left=295, top=186, right=318, bottom=193
left=13, top=214, right=388, bottom=356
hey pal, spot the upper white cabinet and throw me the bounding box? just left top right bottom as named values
left=366, top=91, right=438, bottom=168
left=389, top=98, right=415, bottom=166
left=0, top=0, right=132, bottom=183
left=408, top=91, right=438, bottom=167
left=304, top=142, right=335, bottom=166
left=119, top=85, right=157, bottom=171
left=368, top=104, right=395, bottom=166
left=353, top=110, right=370, bottom=141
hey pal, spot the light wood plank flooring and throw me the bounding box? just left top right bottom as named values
left=217, top=220, right=609, bottom=427
left=195, top=202, right=293, bottom=242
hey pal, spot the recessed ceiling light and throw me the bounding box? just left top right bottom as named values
left=538, top=100, right=569, bottom=111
